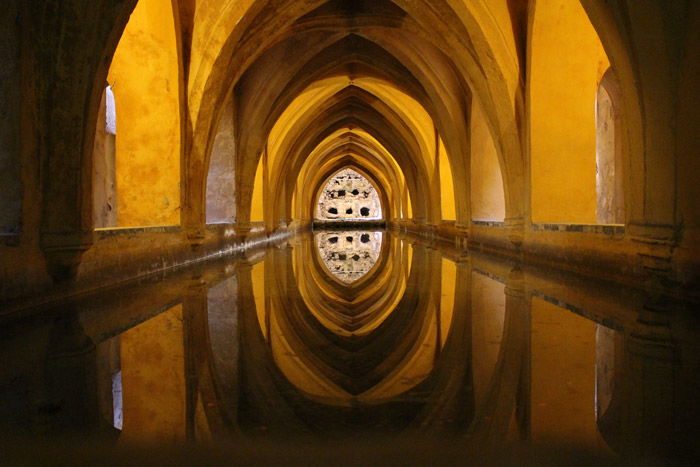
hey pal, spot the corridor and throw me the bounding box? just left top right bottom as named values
left=1, top=0, right=699, bottom=463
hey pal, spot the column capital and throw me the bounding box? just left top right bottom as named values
left=41, top=230, right=94, bottom=281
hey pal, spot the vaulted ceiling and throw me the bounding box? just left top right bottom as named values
left=187, top=0, right=528, bottom=229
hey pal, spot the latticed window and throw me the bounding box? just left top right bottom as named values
left=315, top=168, right=382, bottom=220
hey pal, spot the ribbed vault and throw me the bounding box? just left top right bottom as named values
left=184, top=0, right=527, bottom=236
left=24, top=0, right=694, bottom=293
left=3, top=0, right=696, bottom=452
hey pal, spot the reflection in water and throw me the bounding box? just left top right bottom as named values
left=315, top=230, right=383, bottom=284
left=0, top=231, right=698, bottom=462
left=275, top=231, right=442, bottom=402
left=116, top=305, right=188, bottom=443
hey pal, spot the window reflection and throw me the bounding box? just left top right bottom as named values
left=315, top=230, right=383, bottom=283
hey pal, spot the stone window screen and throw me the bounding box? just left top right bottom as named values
left=315, top=168, right=383, bottom=220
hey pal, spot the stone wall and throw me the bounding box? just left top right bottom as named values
left=0, top=0, right=21, bottom=234
left=206, top=94, right=236, bottom=224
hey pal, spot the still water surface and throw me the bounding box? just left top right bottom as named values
left=1, top=230, right=698, bottom=463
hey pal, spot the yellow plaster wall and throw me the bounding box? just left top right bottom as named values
left=470, top=98, right=506, bottom=221
left=108, top=0, right=181, bottom=227
left=250, top=155, right=265, bottom=222
left=119, top=305, right=186, bottom=444
left=529, top=0, right=609, bottom=224
left=439, top=138, right=456, bottom=220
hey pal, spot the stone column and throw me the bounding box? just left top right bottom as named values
left=29, top=0, right=137, bottom=281
left=579, top=1, right=684, bottom=284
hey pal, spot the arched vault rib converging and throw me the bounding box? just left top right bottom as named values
left=253, top=83, right=440, bottom=230
left=189, top=0, right=525, bottom=238
left=6, top=0, right=699, bottom=449
left=292, top=137, right=404, bottom=226
left=232, top=31, right=471, bottom=226
left=28, top=0, right=695, bottom=294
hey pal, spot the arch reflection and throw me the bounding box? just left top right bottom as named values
left=206, top=241, right=471, bottom=441
left=16, top=231, right=671, bottom=460
left=131, top=232, right=629, bottom=451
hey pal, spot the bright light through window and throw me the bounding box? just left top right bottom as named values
left=315, top=168, right=382, bottom=220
